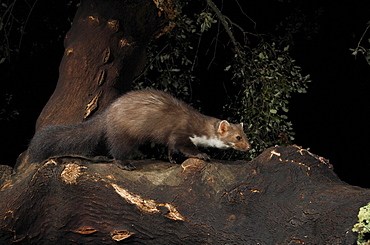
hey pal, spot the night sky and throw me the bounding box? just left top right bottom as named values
left=1, top=1, right=370, bottom=187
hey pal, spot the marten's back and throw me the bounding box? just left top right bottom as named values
left=105, top=90, right=211, bottom=143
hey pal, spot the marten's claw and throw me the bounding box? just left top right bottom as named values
left=195, top=153, right=210, bottom=161
left=115, top=159, right=136, bottom=171
left=168, top=154, right=177, bottom=164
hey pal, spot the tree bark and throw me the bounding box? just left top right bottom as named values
left=1, top=145, right=368, bottom=244
left=35, top=0, right=172, bottom=131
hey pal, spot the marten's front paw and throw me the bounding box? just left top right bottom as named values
left=168, top=154, right=177, bottom=164
left=114, top=159, right=136, bottom=171
left=195, top=153, right=210, bottom=161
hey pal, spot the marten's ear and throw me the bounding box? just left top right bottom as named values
left=218, top=120, right=230, bottom=135
left=240, top=123, right=244, bottom=128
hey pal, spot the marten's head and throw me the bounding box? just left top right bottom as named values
left=217, top=120, right=251, bottom=151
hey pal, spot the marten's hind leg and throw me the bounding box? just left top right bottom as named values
left=107, top=136, right=137, bottom=171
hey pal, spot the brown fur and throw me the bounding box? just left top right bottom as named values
left=26, top=90, right=251, bottom=170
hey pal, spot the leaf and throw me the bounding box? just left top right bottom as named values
left=270, top=109, right=277, bottom=114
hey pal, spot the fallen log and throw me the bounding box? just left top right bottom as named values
left=0, top=145, right=369, bottom=244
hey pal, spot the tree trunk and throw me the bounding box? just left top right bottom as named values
left=0, top=145, right=368, bottom=244
left=35, top=0, right=172, bottom=131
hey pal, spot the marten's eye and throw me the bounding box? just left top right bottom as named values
left=236, top=136, right=242, bottom=141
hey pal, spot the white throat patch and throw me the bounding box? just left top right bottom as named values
left=189, top=135, right=230, bottom=149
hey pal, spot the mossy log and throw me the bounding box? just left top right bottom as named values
left=0, top=145, right=369, bottom=244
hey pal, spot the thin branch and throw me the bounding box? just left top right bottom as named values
left=205, top=0, right=242, bottom=56
left=223, top=15, right=258, bottom=44
left=17, top=0, right=39, bottom=52
left=235, top=0, right=257, bottom=30
left=357, top=24, right=370, bottom=49
left=132, top=43, right=170, bottom=83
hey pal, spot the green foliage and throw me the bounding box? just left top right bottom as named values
left=197, top=12, right=217, bottom=33
left=353, top=203, right=370, bottom=245
left=272, top=7, right=323, bottom=47
left=133, top=1, right=200, bottom=100
left=225, top=42, right=310, bottom=159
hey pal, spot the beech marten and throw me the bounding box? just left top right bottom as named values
left=26, top=90, right=251, bottom=170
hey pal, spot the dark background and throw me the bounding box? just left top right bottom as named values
left=288, top=1, right=370, bottom=188
left=1, top=0, right=369, bottom=187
